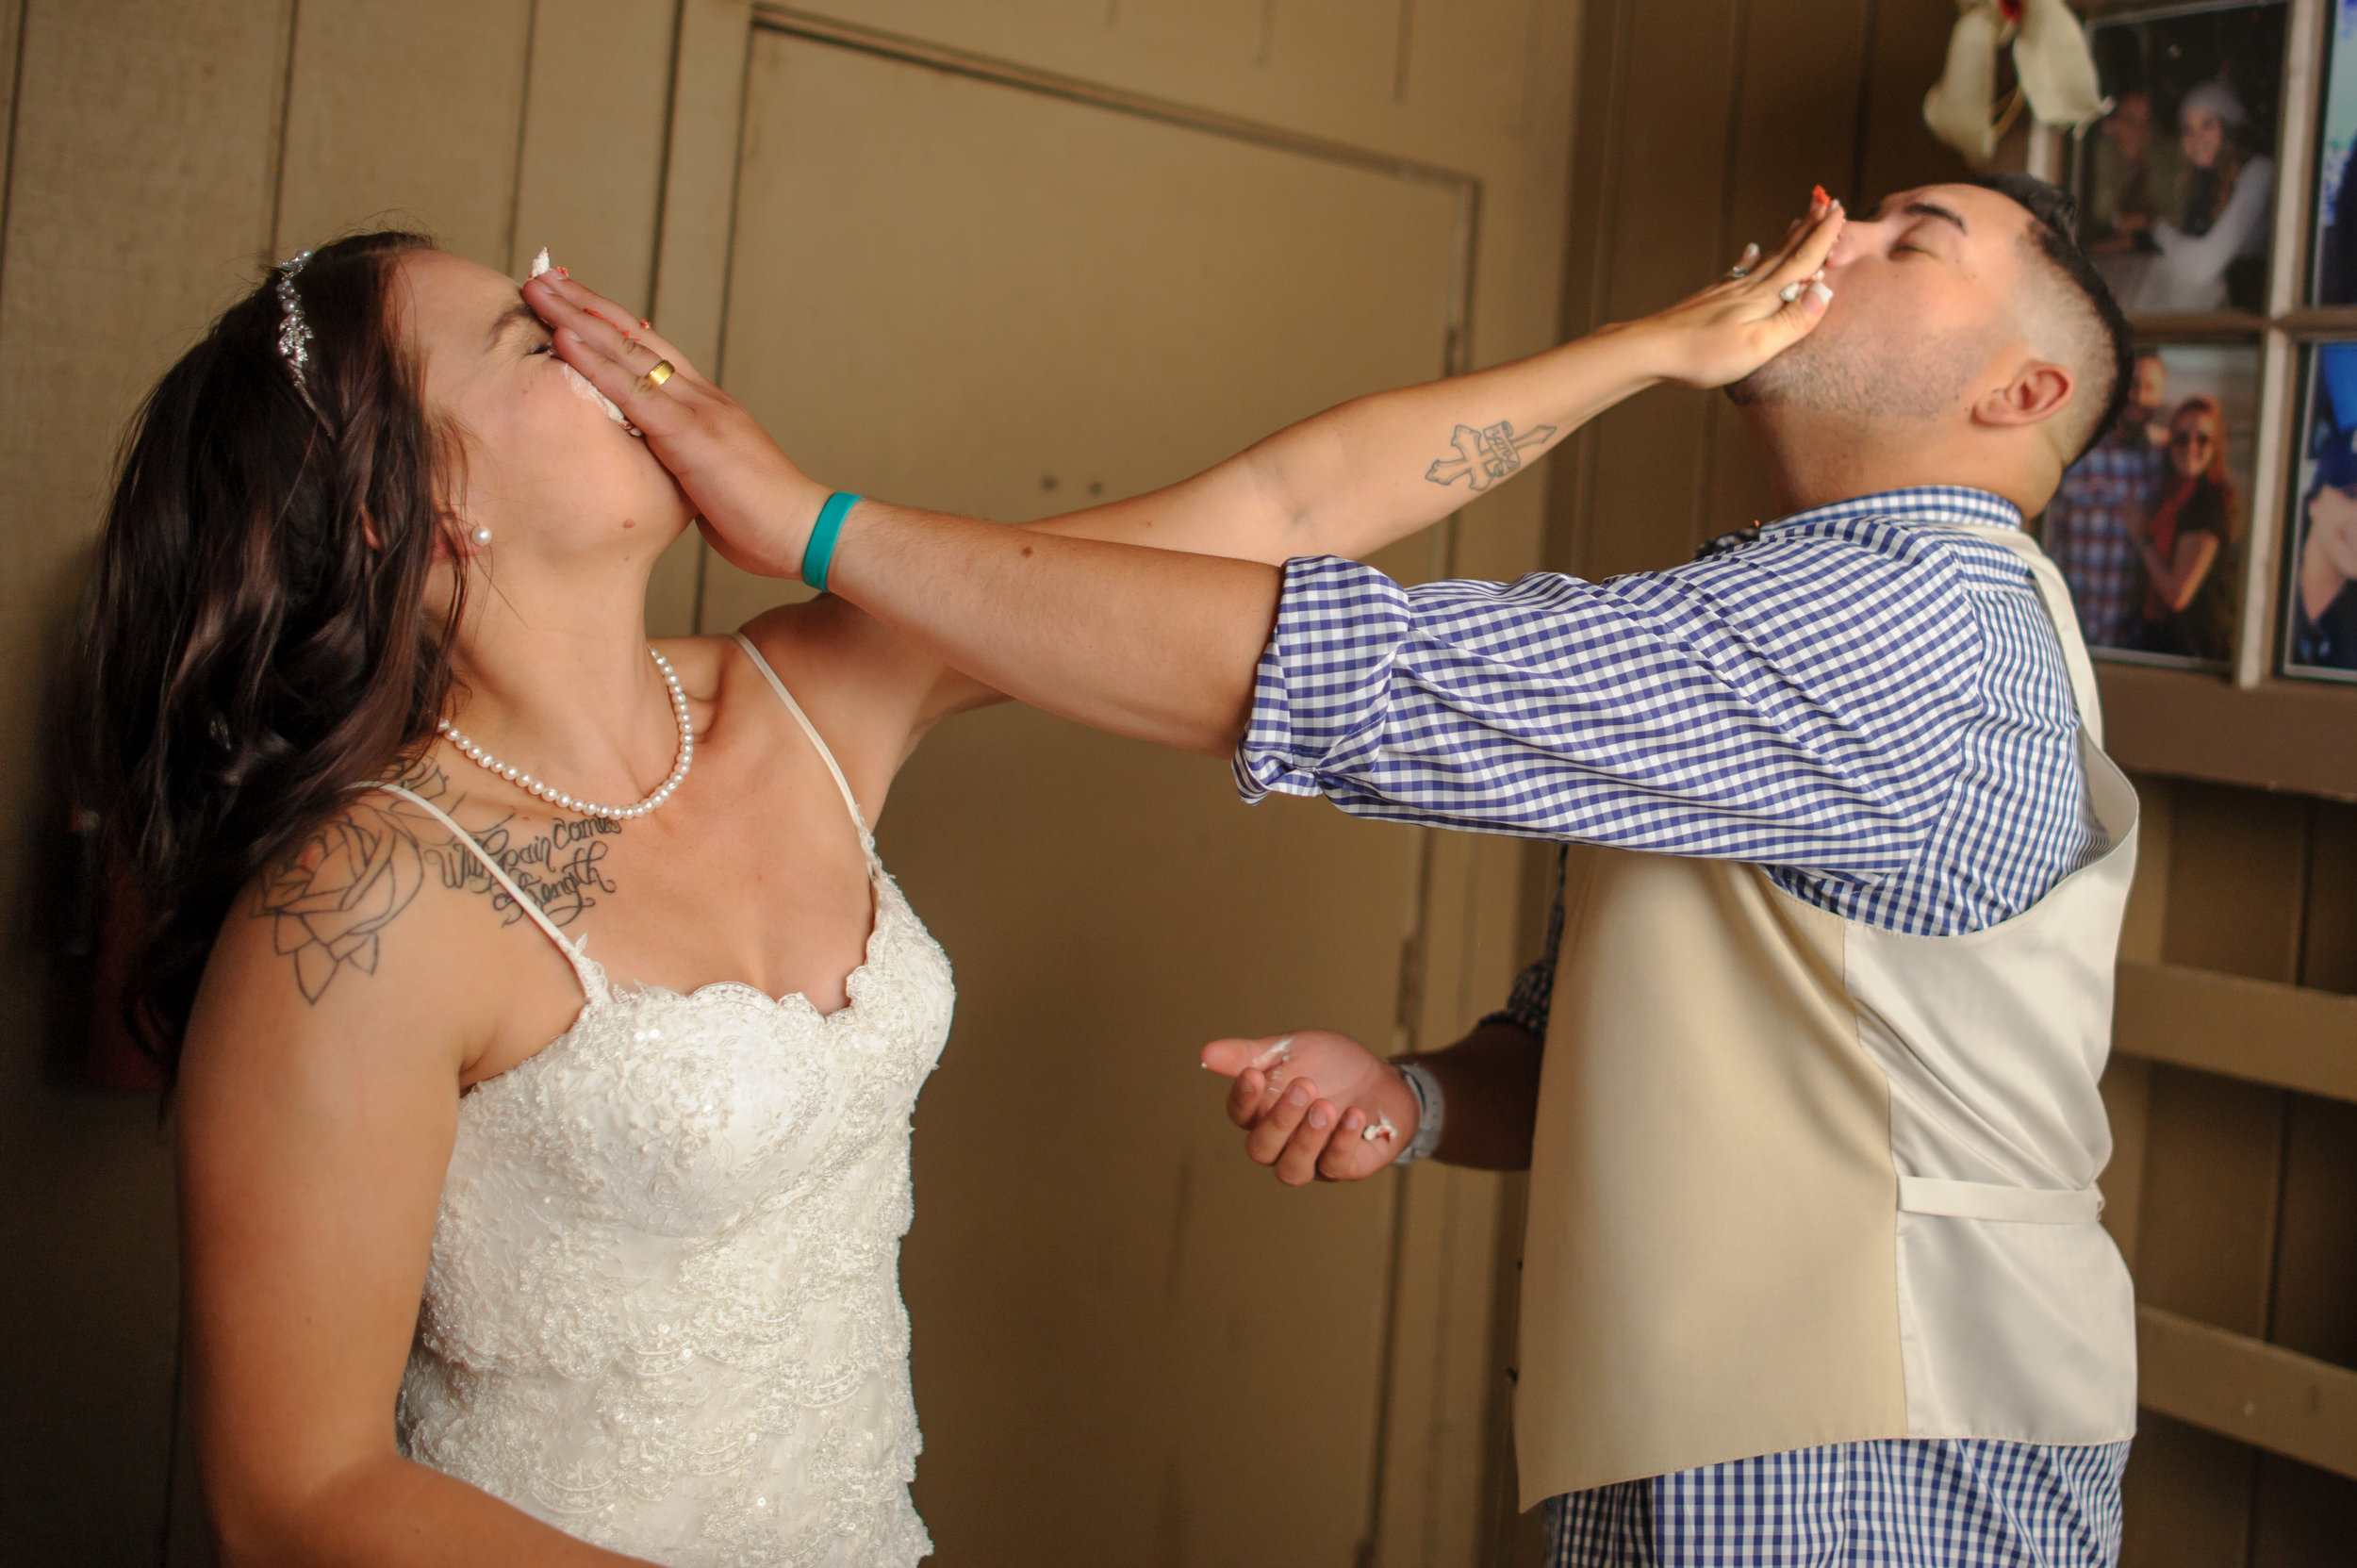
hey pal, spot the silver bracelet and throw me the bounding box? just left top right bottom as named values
left=1389, top=1059, right=1445, bottom=1166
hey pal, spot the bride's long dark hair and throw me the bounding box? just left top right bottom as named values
left=70, top=230, right=466, bottom=1073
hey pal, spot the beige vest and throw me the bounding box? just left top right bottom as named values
left=1514, top=528, right=2139, bottom=1506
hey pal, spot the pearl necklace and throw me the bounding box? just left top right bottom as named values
left=437, top=647, right=694, bottom=820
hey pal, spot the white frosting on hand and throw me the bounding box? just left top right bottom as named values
left=529, top=246, right=552, bottom=279
left=1361, top=1110, right=1399, bottom=1144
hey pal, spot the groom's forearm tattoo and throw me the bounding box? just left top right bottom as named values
left=255, top=759, right=624, bottom=1003
left=1424, top=420, right=1558, bottom=493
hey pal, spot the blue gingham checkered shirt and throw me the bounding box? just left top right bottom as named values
left=1234, top=486, right=2124, bottom=1566
left=1237, top=486, right=2100, bottom=938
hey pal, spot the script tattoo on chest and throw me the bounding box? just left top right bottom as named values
left=451, top=813, right=623, bottom=928
left=255, top=760, right=626, bottom=1003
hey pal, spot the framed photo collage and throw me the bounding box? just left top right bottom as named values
left=2055, top=0, right=2357, bottom=698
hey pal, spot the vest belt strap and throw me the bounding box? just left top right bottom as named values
left=1897, top=1175, right=2103, bottom=1225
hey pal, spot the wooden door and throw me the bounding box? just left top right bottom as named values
left=704, top=25, right=1464, bottom=1564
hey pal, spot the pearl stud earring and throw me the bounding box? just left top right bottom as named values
left=470, top=524, right=493, bottom=547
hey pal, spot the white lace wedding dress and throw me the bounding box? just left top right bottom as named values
left=386, top=635, right=954, bottom=1566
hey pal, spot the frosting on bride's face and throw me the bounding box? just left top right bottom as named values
left=402, top=250, right=692, bottom=566
left=530, top=248, right=634, bottom=429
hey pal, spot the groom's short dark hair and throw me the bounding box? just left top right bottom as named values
left=1973, top=173, right=2137, bottom=465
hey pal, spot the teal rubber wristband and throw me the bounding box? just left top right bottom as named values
left=801, top=492, right=860, bottom=592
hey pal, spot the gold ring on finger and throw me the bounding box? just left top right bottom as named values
left=637, top=358, right=675, bottom=393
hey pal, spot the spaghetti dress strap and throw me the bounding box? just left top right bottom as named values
left=732, top=632, right=878, bottom=861
left=367, top=783, right=603, bottom=1001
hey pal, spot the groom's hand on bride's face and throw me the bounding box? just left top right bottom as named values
left=1200, top=1031, right=1417, bottom=1185
left=524, top=270, right=828, bottom=579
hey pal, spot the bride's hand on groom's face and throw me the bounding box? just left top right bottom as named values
left=1200, top=1031, right=1417, bottom=1186
left=524, top=271, right=830, bottom=581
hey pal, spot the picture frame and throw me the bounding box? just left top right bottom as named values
left=2279, top=339, right=2357, bottom=677
left=2076, top=0, right=2291, bottom=317
left=2049, top=340, right=2262, bottom=668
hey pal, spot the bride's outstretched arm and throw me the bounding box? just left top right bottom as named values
left=525, top=197, right=1839, bottom=758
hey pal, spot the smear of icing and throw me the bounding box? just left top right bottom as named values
left=1248, top=1035, right=1294, bottom=1074
left=1361, top=1110, right=1398, bottom=1144
left=561, top=361, right=632, bottom=429
left=527, top=248, right=638, bottom=436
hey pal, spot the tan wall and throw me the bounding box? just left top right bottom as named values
left=0, top=3, right=1583, bottom=1563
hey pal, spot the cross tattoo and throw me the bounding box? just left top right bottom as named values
left=1424, top=421, right=1558, bottom=492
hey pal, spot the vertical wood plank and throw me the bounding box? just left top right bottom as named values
left=275, top=0, right=535, bottom=264
left=1853, top=0, right=1969, bottom=204
left=1699, top=0, right=1875, bottom=551
left=509, top=0, right=679, bottom=309
left=2135, top=1066, right=2285, bottom=1337
left=650, top=0, right=751, bottom=375
left=2250, top=1450, right=2357, bottom=1567
left=506, top=0, right=692, bottom=635
left=1540, top=0, right=1627, bottom=577
left=652, top=0, right=750, bottom=637
left=2297, top=799, right=2357, bottom=994
left=0, top=7, right=293, bottom=1559
left=2122, top=1411, right=2259, bottom=1568
left=2267, top=1095, right=2357, bottom=1366
left=2160, top=783, right=2310, bottom=982
left=1398, top=0, right=1534, bottom=131
left=1574, top=0, right=1742, bottom=580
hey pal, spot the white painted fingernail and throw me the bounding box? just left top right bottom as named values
left=1779, top=283, right=1804, bottom=304
left=1809, top=280, right=1835, bottom=305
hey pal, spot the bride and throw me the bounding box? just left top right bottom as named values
left=66, top=228, right=1434, bottom=1567
left=77, top=211, right=1831, bottom=1563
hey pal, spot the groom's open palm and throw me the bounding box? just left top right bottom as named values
left=1201, top=1031, right=1420, bottom=1184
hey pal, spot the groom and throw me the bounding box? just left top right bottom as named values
left=534, top=174, right=2143, bottom=1565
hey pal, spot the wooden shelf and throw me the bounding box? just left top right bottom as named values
left=2098, top=662, right=2357, bottom=801
left=2122, top=310, right=2269, bottom=340
left=2113, top=960, right=2357, bottom=1104
left=2139, top=1306, right=2357, bottom=1482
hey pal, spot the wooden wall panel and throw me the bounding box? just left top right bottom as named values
left=2123, top=1411, right=2263, bottom=1568
left=0, top=5, right=294, bottom=1560
left=1401, top=0, right=1537, bottom=132
left=2136, top=1068, right=2285, bottom=1339
left=2252, top=1452, right=2357, bottom=1567
left=1700, top=0, right=1877, bottom=554
left=1567, top=0, right=1741, bottom=580
left=274, top=0, right=535, bottom=263
left=508, top=0, right=680, bottom=306
left=508, top=0, right=697, bottom=639
left=1853, top=0, right=1966, bottom=206
left=2160, top=783, right=2309, bottom=982
left=2299, top=799, right=2357, bottom=994
left=2132, top=777, right=2301, bottom=1568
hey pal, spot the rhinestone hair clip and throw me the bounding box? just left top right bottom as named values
left=273, top=249, right=320, bottom=412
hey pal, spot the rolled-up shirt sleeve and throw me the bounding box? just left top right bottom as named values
left=1233, top=535, right=1983, bottom=883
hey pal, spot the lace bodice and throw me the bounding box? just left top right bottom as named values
left=389, top=637, right=954, bottom=1566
